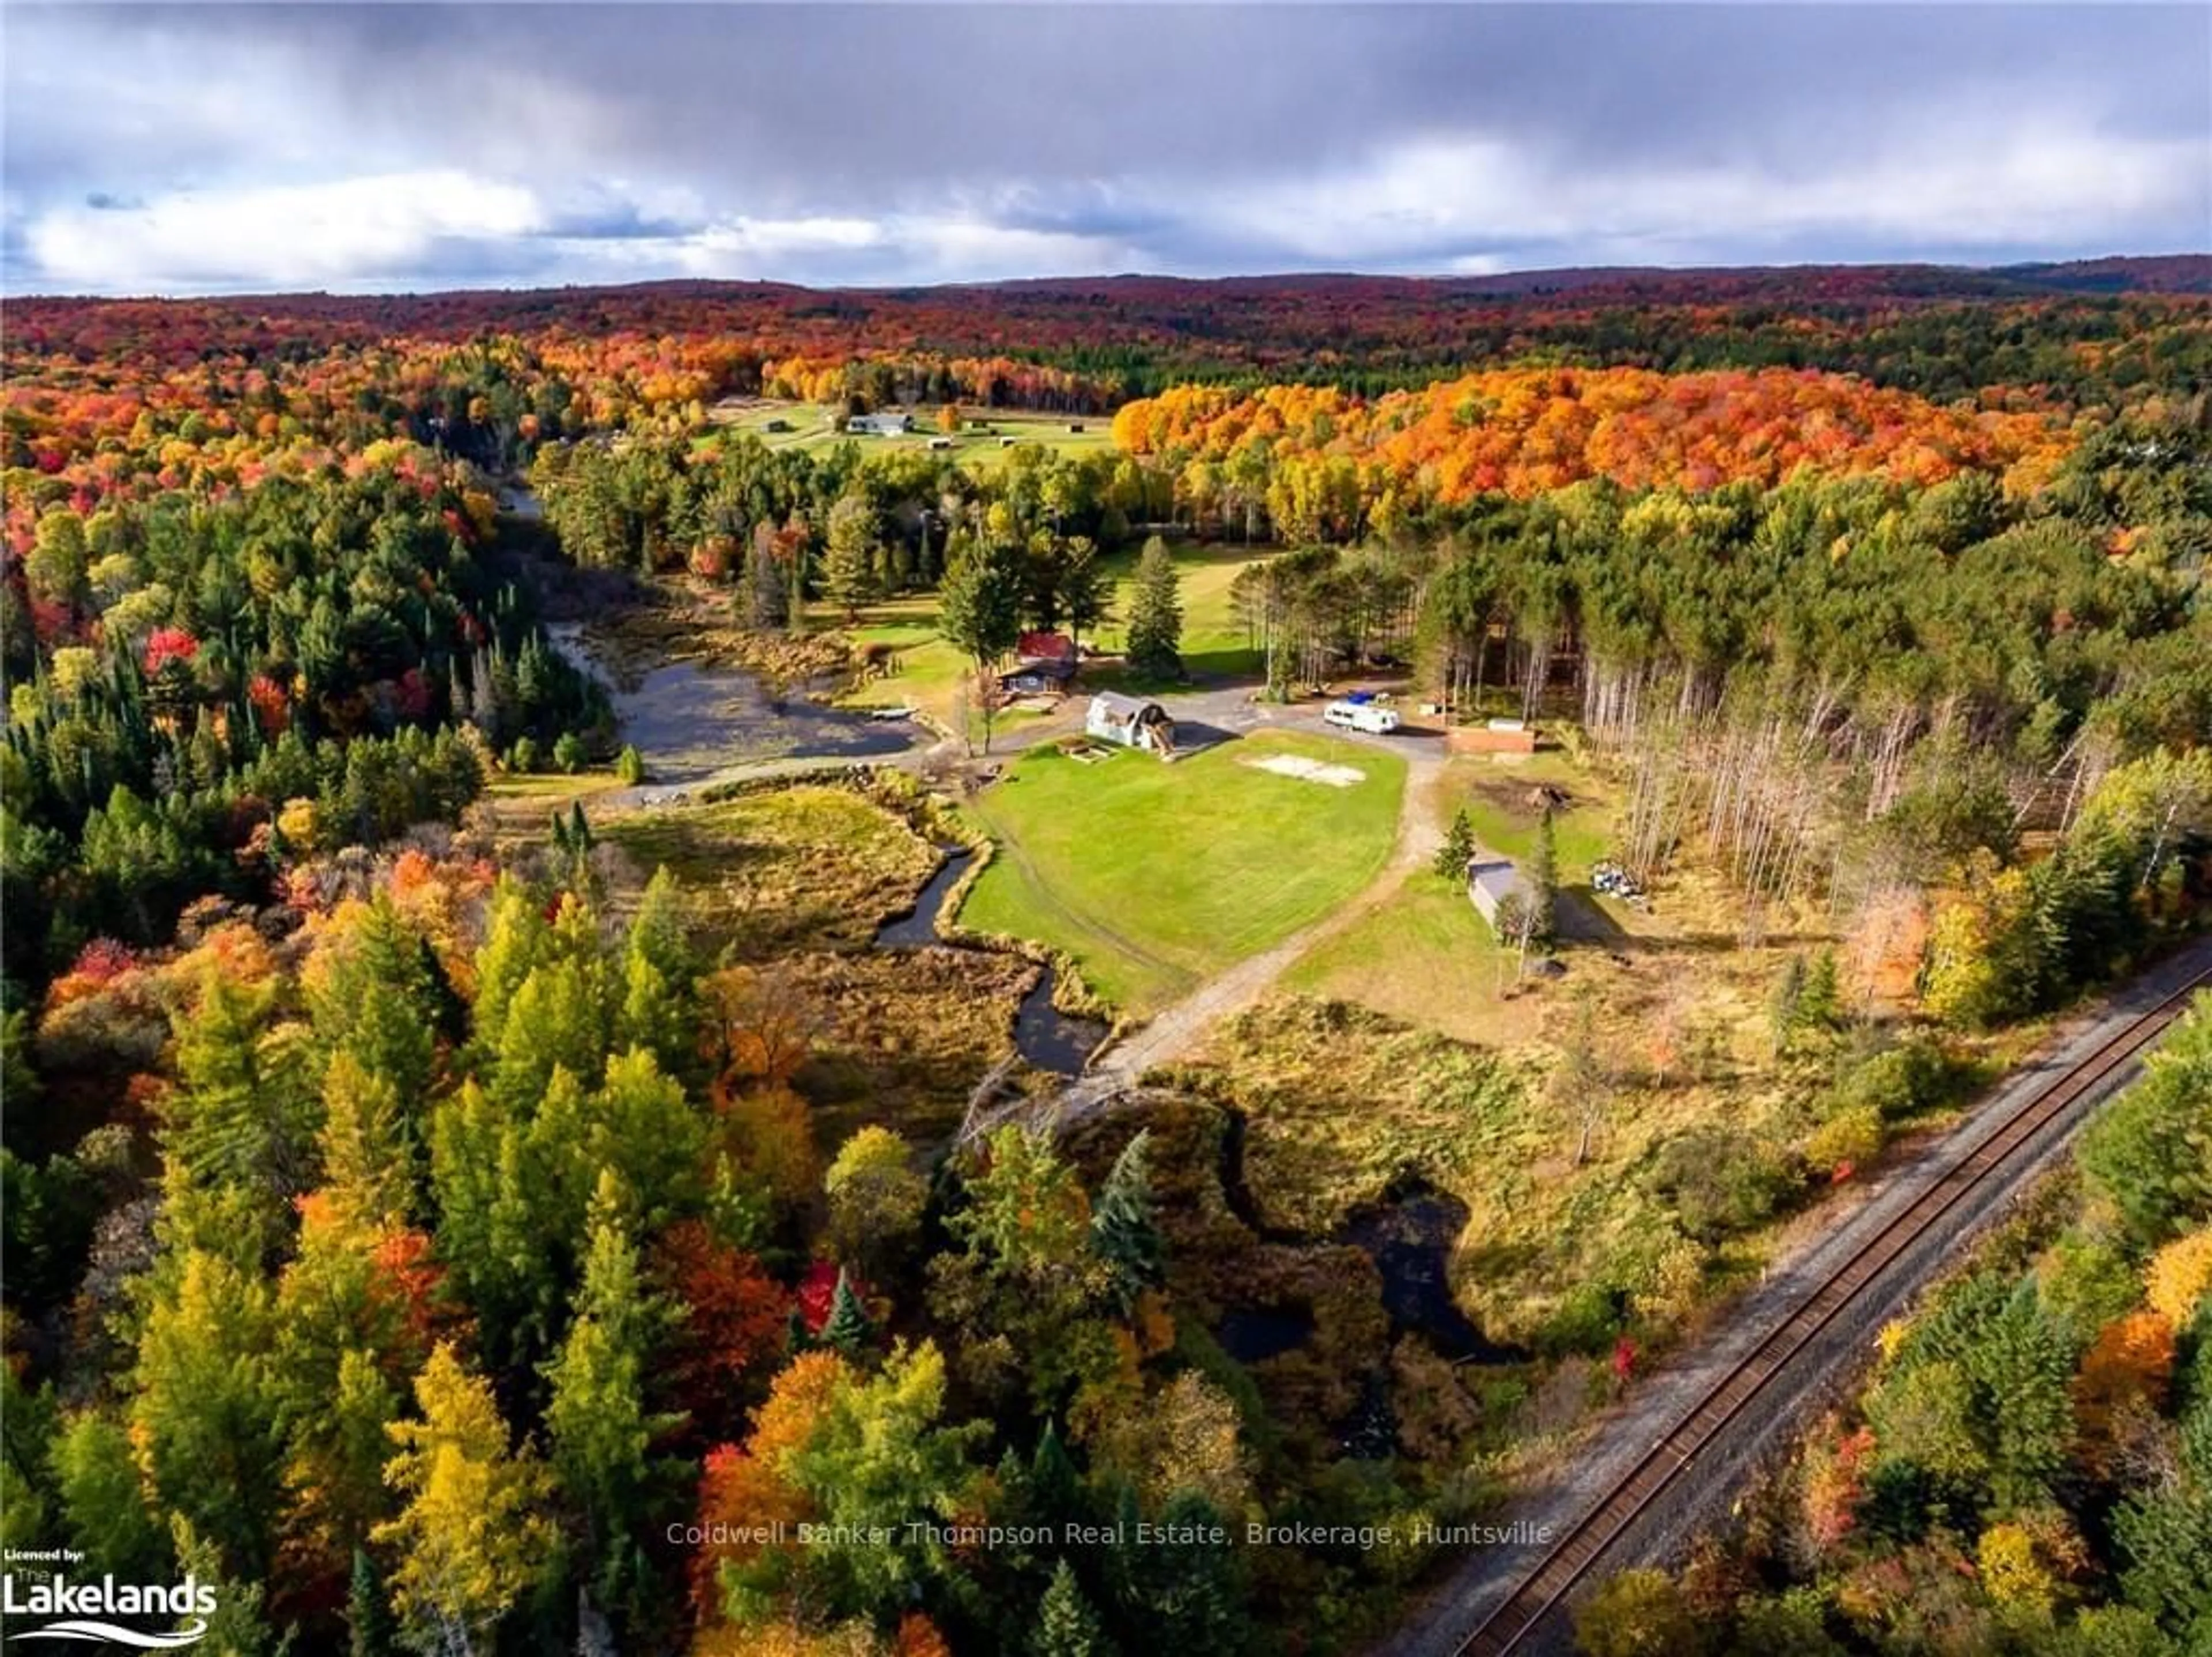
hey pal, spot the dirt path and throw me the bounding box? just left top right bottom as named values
left=1054, top=739, right=1448, bottom=1117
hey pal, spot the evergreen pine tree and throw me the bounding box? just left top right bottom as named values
left=823, top=493, right=882, bottom=622
left=1089, top=1131, right=1164, bottom=1311
left=609, top=869, right=698, bottom=1085
left=1768, top=953, right=1808, bottom=1057
left=1434, top=808, right=1477, bottom=879
left=1798, top=947, right=1844, bottom=1032
left=313, top=894, right=440, bottom=1110
left=1111, top=1489, right=1247, bottom=1651
left=1026, top=1420, right=1084, bottom=1530
left=1061, top=539, right=1112, bottom=659
left=347, top=1546, right=397, bottom=1657
left=821, top=1267, right=873, bottom=1356
left=374, top=1344, right=557, bottom=1654
left=49, top=1408, right=166, bottom=1583
left=319, top=1052, right=414, bottom=1225
left=1123, top=538, right=1184, bottom=681
left=544, top=1176, right=684, bottom=1592
left=165, top=970, right=316, bottom=1228
left=1032, top=1557, right=1115, bottom=1657
left=1528, top=805, right=1559, bottom=950
left=470, top=878, right=548, bottom=1070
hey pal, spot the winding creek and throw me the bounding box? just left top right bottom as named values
left=532, top=569, right=1095, bottom=1073
left=522, top=535, right=1512, bottom=1372
left=872, top=846, right=1111, bottom=1076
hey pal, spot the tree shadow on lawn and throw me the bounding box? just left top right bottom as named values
left=1179, top=646, right=1264, bottom=682
left=1088, top=650, right=1262, bottom=691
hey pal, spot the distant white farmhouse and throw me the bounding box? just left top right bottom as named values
left=1086, top=692, right=1175, bottom=756
left=847, top=412, right=914, bottom=436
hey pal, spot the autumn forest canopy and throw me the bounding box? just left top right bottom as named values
left=3, top=262, right=2211, bottom=1657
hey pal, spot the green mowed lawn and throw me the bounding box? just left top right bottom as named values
left=1282, top=875, right=1531, bottom=1045
left=957, top=729, right=1406, bottom=1013
left=1287, top=750, right=1633, bottom=1040
left=836, top=595, right=968, bottom=712
left=831, top=594, right=1053, bottom=745
left=834, top=541, right=1277, bottom=725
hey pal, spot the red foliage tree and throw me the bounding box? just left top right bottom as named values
left=142, top=626, right=200, bottom=673
left=651, top=1220, right=790, bottom=1442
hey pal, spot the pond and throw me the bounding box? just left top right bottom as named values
left=1214, top=1110, right=1525, bottom=1365
left=1343, top=1182, right=1525, bottom=1363
left=1217, top=1305, right=1317, bottom=1364
left=873, top=846, right=1109, bottom=1077
left=546, top=623, right=922, bottom=783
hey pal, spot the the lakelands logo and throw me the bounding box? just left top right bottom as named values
left=1, top=1556, right=216, bottom=1648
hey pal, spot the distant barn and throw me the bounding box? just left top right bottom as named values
left=1000, top=661, right=1075, bottom=695
left=999, top=631, right=1078, bottom=695
left=1017, top=632, right=1075, bottom=665
left=847, top=412, right=913, bottom=436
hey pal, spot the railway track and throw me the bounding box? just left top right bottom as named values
left=1438, top=958, right=2212, bottom=1657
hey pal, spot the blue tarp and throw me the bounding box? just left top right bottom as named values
left=1343, top=690, right=1374, bottom=704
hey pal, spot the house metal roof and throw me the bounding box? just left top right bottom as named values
left=1017, top=631, right=1075, bottom=662
left=1467, top=856, right=1532, bottom=904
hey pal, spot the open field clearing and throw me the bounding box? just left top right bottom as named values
left=956, top=729, right=1406, bottom=1013
left=706, top=399, right=1116, bottom=468
left=1279, top=877, right=1533, bottom=1042
left=1285, top=748, right=1641, bottom=1038
left=1442, top=750, right=1616, bottom=874
left=831, top=539, right=1277, bottom=729
left=1084, top=540, right=1272, bottom=684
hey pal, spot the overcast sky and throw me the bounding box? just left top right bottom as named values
left=3, top=3, right=2207, bottom=295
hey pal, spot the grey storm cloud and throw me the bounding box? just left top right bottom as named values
left=3, top=3, right=2207, bottom=294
